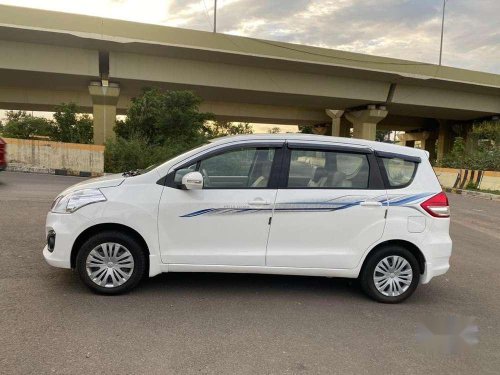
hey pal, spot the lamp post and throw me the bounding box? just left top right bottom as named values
left=439, top=0, right=447, bottom=65
left=213, top=0, right=217, bottom=33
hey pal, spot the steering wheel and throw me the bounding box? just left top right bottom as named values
left=200, top=168, right=211, bottom=188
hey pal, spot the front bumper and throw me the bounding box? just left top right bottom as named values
left=43, top=211, right=91, bottom=269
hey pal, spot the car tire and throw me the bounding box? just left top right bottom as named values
left=76, top=231, right=146, bottom=295
left=360, top=245, right=420, bottom=303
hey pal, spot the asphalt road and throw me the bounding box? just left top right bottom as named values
left=1, top=171, right=499, bottom=374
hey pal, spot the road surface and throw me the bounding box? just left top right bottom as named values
left=0, top=171, right=499, bottom=374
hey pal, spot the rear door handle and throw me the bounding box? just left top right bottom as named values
left=248, top=199, right=271, bottom=206
left=360, top=201, right=383, bottom=207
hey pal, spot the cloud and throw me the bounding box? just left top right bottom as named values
left=0, top=0, right=498, bottom=73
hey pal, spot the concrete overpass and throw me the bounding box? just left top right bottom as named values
left=0, top=4, right=499, bottom=159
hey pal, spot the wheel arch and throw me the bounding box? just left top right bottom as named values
left=360, top=239, right=426, bottom=276
left=70, top=223, right=150, bottom=272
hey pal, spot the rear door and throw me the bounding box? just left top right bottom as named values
left=266, top=142, right=388, bottom=269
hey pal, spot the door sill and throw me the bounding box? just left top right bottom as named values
left=160, top=263, right=358, bottom=278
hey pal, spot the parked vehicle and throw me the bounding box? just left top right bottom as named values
left=0, top=138, right=6, bottom=171
left=43, top=134, right=452, bottom=303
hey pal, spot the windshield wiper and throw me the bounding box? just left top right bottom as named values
left=122, top=170, right=141, bottom=177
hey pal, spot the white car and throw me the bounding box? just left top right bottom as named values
left=44, top=134, right=452, bottom=303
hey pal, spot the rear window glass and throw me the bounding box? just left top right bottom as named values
left=288, top=149, right=370, bottom=189
left=381, top=158, right=417, bottom=187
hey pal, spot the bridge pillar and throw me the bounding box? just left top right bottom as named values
left=345, top=105, right=388, bottom=140
left=325, top=109, right=344, bottom=137
left=89, top=82, right=120, bottom=145
left=422, top=137, right=437, bottom=162
left=436, top=120, right=453, bottom=162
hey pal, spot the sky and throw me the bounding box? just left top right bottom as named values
left=1, top=0, right=499, bottom=74
left=0, top=0, right=499, bottom=131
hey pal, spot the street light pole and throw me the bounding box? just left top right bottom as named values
left=213, top=0, right=217, bottom=33
left=439, top=0, right=446, bottom=65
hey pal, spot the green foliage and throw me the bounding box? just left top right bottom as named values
left=465, top=181, right=478, bottom=190
left=114, top=88, right=214, bottom=146
left=51, top=103, right=93, bottom=144
left=299, top=125, right=314, bottom=134
left=104, top=135, right=198, bottom=173
left=1, top=111, right=53, bottom=139
left=1, top=105, right=93, bottom=144
left=206, top=121, right=253, bottom=137
left=107, top=89, right=216, bottom=173
left=440, top=131, right=499, bottom=171
left=376, top=130, right=394, bottom=143
left=268, top=126, right=281, bottom=134
left=470, top=120, right=500, bottom=143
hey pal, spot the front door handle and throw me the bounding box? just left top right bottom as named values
left=360, top=201, right=383, bottom=207
left=248, top=199, right=271, bottom=206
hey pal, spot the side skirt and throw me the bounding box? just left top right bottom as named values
left=157, top=263, right=360, bottom=278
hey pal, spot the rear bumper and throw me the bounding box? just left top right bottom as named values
left=420, top=238, right=452, bottom=284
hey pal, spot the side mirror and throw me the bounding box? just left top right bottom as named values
left=181, top=171, right=204, bottom=190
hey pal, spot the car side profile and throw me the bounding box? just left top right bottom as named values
left=43, top=134, right=452, bottom=303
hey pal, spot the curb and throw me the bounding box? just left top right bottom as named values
left=6, top=164, right=101, bottom=178
left=443, top=187, right=500, bottom=201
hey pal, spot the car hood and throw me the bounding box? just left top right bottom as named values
left=59, top=173, right=125, bottom=196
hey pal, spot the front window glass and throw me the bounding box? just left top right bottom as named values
left=175, top=147, right=276, bottom=188
left=287, top=149, right=369, bottom=189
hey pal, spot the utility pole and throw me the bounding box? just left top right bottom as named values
left=439, top=0, right=446, bottom=65
left=213, top=0, right=217, bottom=33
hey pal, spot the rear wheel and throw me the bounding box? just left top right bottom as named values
left=360, top=246, right=420, bottom=303
left=76, top=231, right=146, bottom=294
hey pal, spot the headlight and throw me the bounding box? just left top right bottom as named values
left=51, top=188, right=107, bottom=214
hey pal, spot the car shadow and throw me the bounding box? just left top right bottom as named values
left=140, top=272, right=365, bottom=300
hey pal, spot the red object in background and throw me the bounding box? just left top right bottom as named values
left=0, top=138, right=6, bottom=171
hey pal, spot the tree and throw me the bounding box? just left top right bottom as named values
left=107, top=88, right=215, bottom=172
left=376, top=130, right=393, bottom=143
left=298, top=125, right=314, bottom=134
left=206, top=121, right=253, bottom=137
left=51, top=103, right=93, bottom=144
left=268, top=126, right=281, bottom=134
left=1, top=111, right=53, bottom=139
left=114, top=88, right=214, bottom=146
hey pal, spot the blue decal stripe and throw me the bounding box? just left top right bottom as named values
left=179, top=193, right=434, bottom=217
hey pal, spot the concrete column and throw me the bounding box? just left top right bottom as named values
left=436, top=120, right=453, bottom=162
left=339, top=118, right=351, bottom=137
left=421, top=138, right=437, bottom=162
left=325, top=109, right=344, bottom=137
left=345, top=105, right=388, bottom=140
left=89, top=82, right=120, bottom=145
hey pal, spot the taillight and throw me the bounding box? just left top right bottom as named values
left=420, top=192, right=450, bottom=218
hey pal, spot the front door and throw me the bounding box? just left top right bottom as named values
left=266, top=145, right=387, bottom=269
left=158, top=143, right=283, bottom=266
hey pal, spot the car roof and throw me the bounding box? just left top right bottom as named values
left=209, top=134, right=427, bottom=158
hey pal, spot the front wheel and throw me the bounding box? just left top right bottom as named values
left=360, top=246, right=420, bottom=303
left=76, top=231, right=146, bottom=294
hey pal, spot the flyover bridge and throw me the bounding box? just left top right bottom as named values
left=0, top=4, right=499, bottom=160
